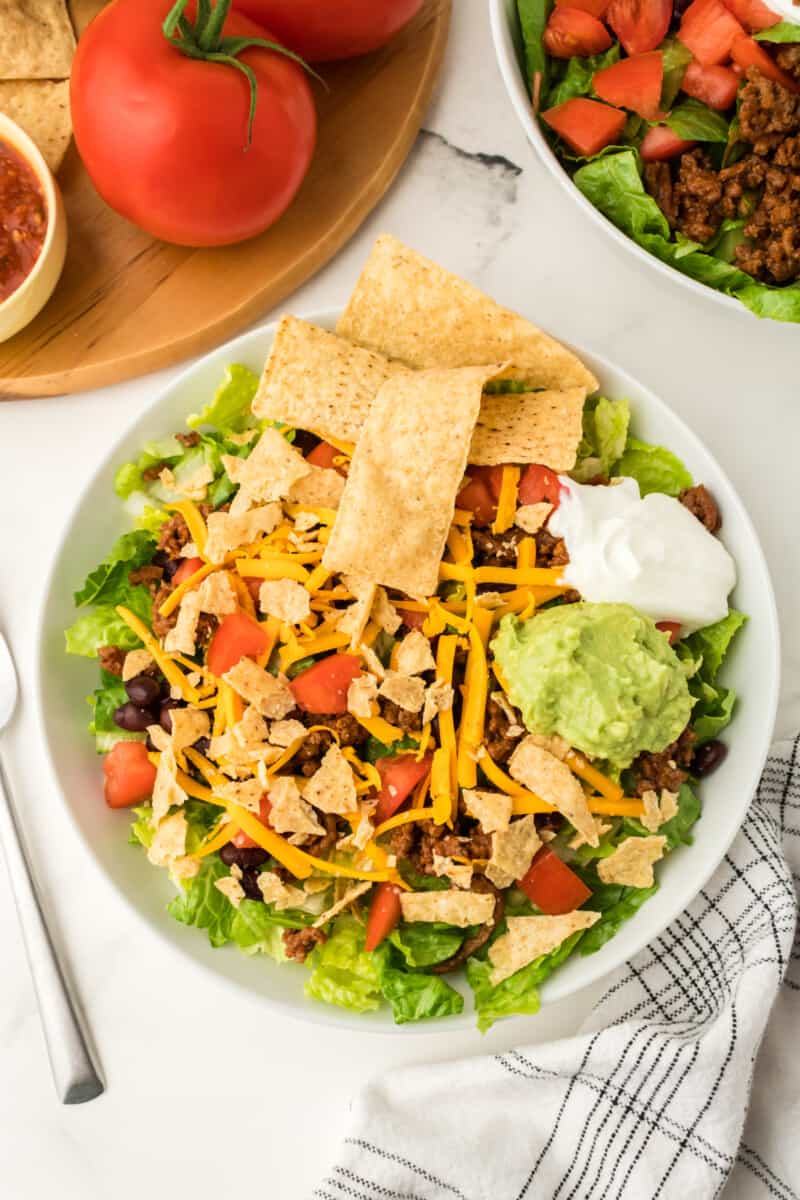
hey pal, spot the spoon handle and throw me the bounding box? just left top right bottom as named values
left=0, top=755, right=104, bottom=1103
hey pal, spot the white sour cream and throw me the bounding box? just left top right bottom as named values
left=548, top=476, right=736, bottom=634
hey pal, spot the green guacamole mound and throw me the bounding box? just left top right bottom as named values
left=491, top=602, right=694, bottom=768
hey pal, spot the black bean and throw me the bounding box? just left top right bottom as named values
left=162, top=558, right=181, bottom=582
left=241, top=866, right=265, bottom=901
left=159, top=697, right=183, bottom=733
left=692, top=740, right=728, bottom=778
left=113, top=702, right=154, bottom=733
left=151, top=549, right=169, bottom=568
left=125, top=674, right=161, bottom=707
left=193, top=736, right=211, bottom=757
left=220, top=843, right=269, bottom=871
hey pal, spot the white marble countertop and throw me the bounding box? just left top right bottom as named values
left=1, top=4, right=798, bottom=1197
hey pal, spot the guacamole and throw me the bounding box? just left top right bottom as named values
left=491, top=602, right=693, bottom=767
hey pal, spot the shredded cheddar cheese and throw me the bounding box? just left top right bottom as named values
left=492, top=466, right=520, bottom=535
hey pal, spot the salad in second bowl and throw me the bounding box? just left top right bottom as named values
left=65, top=236, right=744, bottom=1028
left=515, top=0, right=800, bottom=322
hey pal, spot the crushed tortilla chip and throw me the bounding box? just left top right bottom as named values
left=489, top=911, right=601, bottom=985
left=122, top=648, right=154, bottom=682
left=163, top=590, right=201, bottom=655
left=399, top=890, right=495, bottom=928
left=336, top=574, right=377, bottom=648
left=293, top=510, right=320, bottom=534
left=525, top=732, right=571, bottom=762
left=312, top=881, right=372, bottom=928
left=268, top=718, right=307, bottom=747
left=358, top=643, right=386, bottom=680
left=222, top=658, right=295, bottom=718
left=641, top=789, right=679, bottom=833
left=215, top=874, right=245, bottom=908
left=218, top=778, right=263, bottom=813
left=463, top=788, right=513, bottom=834
left=232, top=705, right=269, bottom=749
left=510, top=737, right=597, bottom=847
left=432, top=854, right=473, bottom=890
left=152, top=747, right=187, bottom=825
left=147, top=810, right=197, bottom=879
left=223, top=428, right=310, bottom=515
left=147, top=724, right=171, bottom=754
left=259, top=577, right=311, bottom=625
left=569, top=817, right=611, bottom=851
left=378, top=671, right=425, bottom=713
left=268, top=776, right=325, bottom=836
left=395, top=629, right=436, bottom=676
left=515, top=503, right=553, bottom=535
left=204, top=504, right=282, bottom=565
left=470, top=389, right=586, bottom=470
left=486, top=814, right=541, bottom=888
left=347, top=673, right=378, bottom=719
left=196, top=571, right=237, bottom=616
left=169, top=708, right=211, bottom=754
left=422, top=679, right=454, bottom=726
left=372, top=587, right=402, bottom=635
left=303, top=745, right=357, bottom=815
left=160, top=462, right=214, bottom=501
left=597, top=836, right=667, bottom=889
left=257, top=871, right=307, bottom=910
left=288, top=465, right=345, bottom=510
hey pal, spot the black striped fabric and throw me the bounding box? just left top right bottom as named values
left=313, top=738, right=799, bottom=1200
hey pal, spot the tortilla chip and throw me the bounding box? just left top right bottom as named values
left=169, top=708, right=210, bottom=754
left=525, top=732, right=571, bottom=761
left=253, top=315, right=407, bottom=442
left=163, top=591, right=201, bottom=656
left=372, top=587, right=401, bottom=635
left=597, top=836, right=667, bottom=889
left=347, top=673, right=378, bottom=719
left=463, top=788, right=513, bottom=834
left=232, top=706, right=269, bottom=749
left=509, top=737, right=597, bottom=847
left=222, top=658, right=295, bottom=719
left=288, top=464, right=345, bottom=509
left=0, top=1, right=76, bottom=80
left=293, top=511, right=320, bottom=534
left=395, top=629, right=436, bottom=676
left=218, top=778, right=262, bottom=814
left=204, top=504, right=282, bottom=565
left=422, top=679, right=454, bottom=726
left=258, top=578, right=311, bottom=626
left=160, top=463, right=213, bottom=502
left=223, top=428, right=309, bottom=514
left=215, top=875, right=245, bottom=908
left=432, top=854, right=473, bottom=890
left=268, top=776, right=325, bottom=836
left=486, top=815, right=541, bottom=889
left=399, top=890, right=495, bottom=928
left=641, top=789, right=679, bottom=833
left=147, top=809, right=193, bottom=873
left=378, top=671, right=425, bottom=713
left=470, top=389, right=586, bottom=470
left=121, top=648, right=154, bottom=682
left=258, top=871, right=307, bottom=910
left=268, top=718, right=306, bottom=748
left=323, top=364, right=506, bottom=598
left=358, top=643, right=386, bottom=680
left=489, top=912, right=601, bottom=985
left=312, top=881, right=372, bottom=928
left=151, top=747, right=187, bottom=825
left=303, top=745, right=357, bottom=815
left=0, top=79, right=71, bottom=172
left=515, top=502, right=553, bottom=535
left=338, top=236, right=598, bottom=392
left=569, top=817, right=611, bottom=851
left=196, top=572, right=237, bottom=616
left=335, top=575, right=377, bottom=647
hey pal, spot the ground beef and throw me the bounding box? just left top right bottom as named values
left=175, top=431, right=200, bottom=447
left=416, top=819, right=493, bottom=874
left=151, top=582, right=178, bottom=639
left=472, top=526, right=524, bottom=568
left=632, top=727, right=696, bottom=797
left=736, top=153, right=800, bottom=283
left=294, top=727, right=335, bottom=776
left=738, top=67, right=800, bottom=152
left=157, top=512, right=193, bottom=558
left=283, top=927, right=327, bottom=963
left=775, top=45, right=800, bottom=84
left=389, top=821, right=417, bottom=861
left=643, top=161, right=678, bottom=226
left=304, top=813, right=339, bottom=859
left=534, top=528, right=569, bottom=569
left=127, top=563, right=164, bottom=592
left=484, top=697, right=522, bottom=766
left=429, top=876, right=505, bottom=974
left=195, top=614, right=217, bottom=650
left=380, top=698, right=423, bottom=733
left=679, top=484, right=721, bottom=533
left=142, top=463, right=166, bottom=482
left=98, top=645, right=126, bottom=677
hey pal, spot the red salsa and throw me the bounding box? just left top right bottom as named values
left=0, top=139, right=47, bottom=304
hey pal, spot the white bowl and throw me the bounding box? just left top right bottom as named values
left=0, top=113, right=67, bottom=342
left=36, top=311, right=779, bottom=1031
left=490, top=0, right=756, bottom=319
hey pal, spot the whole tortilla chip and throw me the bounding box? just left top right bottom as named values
left=470, top=388, right=586, bottom=470
left=338, top=235, right=597, bottom=392
left=322, top=364, right=507, bottom=598
left=0, top=80, right=72, bottom=172
left=252, top=316, right=407, bottom=443
left=0, top=1, right=76, bottom=80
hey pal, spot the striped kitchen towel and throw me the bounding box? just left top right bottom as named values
left=313, top=737, right=799, bottom=1200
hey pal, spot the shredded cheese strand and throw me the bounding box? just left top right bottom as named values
left=456, top=607, right=493, bottom=792
left=165, top=500, right=208, bottom=557
left=565, top=750, right=625, bottom=802
left=492, top=466, right=520, bottom=535
left=158, top=561, right=217, bottom=617
left=372, top=807, right=438, bottom=839
left=115, top=606, right=202, bottom=703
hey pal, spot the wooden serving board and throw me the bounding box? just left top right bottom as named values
left=0, top=0, right=451, bottom=398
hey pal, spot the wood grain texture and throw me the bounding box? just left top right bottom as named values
left=0, top=0, right=451, bottom=397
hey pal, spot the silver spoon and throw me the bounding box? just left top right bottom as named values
left=0, top=631, right=103, bottom=1103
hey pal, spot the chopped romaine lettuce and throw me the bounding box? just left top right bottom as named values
left=88, top=669, right=141, bottom=753
left=466, top=929, right=584, bottom=1032
left=515, top=0, right=553, bottom=99
left=614, top=437, right=693, bottom=497
left=685, top=610, right=746, bottom=682
left=578, top=882, right=658, bottom=956
left=666, top=99, right=729, bottom=144
left=187, top=364, right=260, bottom=432
left=65, top=589, right=150, bottom=658
left=304, top=917, right=383, bottom=1013
left=74, top=530, right=156, bottom=607
left=545, top=44, right=619, bottom=108
left=377, top=959, right=464, bottom=1024
left=572, top=396, right=630, bottom=482
left=388, top=921, right=465, bottom=968
left=168, top=857, right=236, bottom=949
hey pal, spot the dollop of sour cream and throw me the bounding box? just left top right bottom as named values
left=548, top=476, right=736, bottom=635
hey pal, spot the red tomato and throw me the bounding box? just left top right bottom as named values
left=678, top=0, right=745, bottom=65
left=364, top=882, right=403, bottom=951
left=606, top=0, right=671, bottom=55
left=518, top=464, right=562, bottom=507
left=722, top=0, right=780, bottom=33
left=555, top=0, right=610, bottom=16
left=593, top=51, right=665, bottom=119
left=541, top=97, right=627, bottom=158
left=640, top=125, right=696, bottom=161
left=397, top=608, right=427, bottom=631
left=290, top=653, right=362, bottom=714
left=543, top=8, right=613, bottom=58
left=518, top=846, right=593, bottom=915
left=730, top=35, right=800, bottom=91
left=375, top=753, right=433, bottom=825
left=233, top=0, right=423, bottom=62
left=656, top=621, right=682, bottom=644
left=71, top=0, right=316, bottom=246
left=680, top=59, right=740, bottom=108
left=207, top=610, right=270, bottom=677
left=172, top=556, right=205, bottom=587
left=103, top=741, right=157, bottom=809
left=231, top=795, right=272, bottom=848
left=306, top=441, right=346, bottom=473
left=456, top=465, right=503, bottom=526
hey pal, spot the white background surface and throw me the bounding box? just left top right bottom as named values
left=1, top=4, right=797, bottom=1198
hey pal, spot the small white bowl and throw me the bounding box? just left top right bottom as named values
left=0, top=112, right=67, bottom=343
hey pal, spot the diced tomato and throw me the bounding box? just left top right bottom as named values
left=364, top=882, right=403, bottom=952
left=722, top=0, right=780, bottom=33
left=730, top=35, right=800, bottom=91
left=374, top=753, right=433, bottom=825
left=680, top=59, right=740, bottom=109
left=543, top=7, right=612, bottom=58
left=640, top=125, right=696, bottom=161
left=518, top=463, right=562, bottom=508
left=518, top=846, right=593, bottom=915
left=231, top=795, right=272, bottom=848
left=678, top=0, right=745, bottom=66
left=290, top=653, right=362, bottom=715
left=397, top=607, right=427, bottom=631
left=172, top=556, right=204, bottom=586
left=103, top=741, right=157, bottom=809
left=307, top=440, right=347, bottom=475
left=554, top=0, right=610, bottom=15
left=541, top=97, right=627, bottom=157
left=456, top=465, right=503, bottom=526
left=656, top=620, right=682, bottom=645
left=206, top=610, right=270, bottom=677
left=606, top=0, right=671, bottom=55
left=593, top=51, right=665, bottom=120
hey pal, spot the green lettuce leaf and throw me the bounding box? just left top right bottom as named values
left=305, top=917, right=383, bottom=1013
left=735, top=282, right=800, bottom=323
left=114, top=436, right=185, bottom=500
left=545, top=44, right=619, bottom=108
left=87, top=669, right=142, bottom=753
left=666, top=99, right=729, bottom=144
left=621, top=783, right=701, bottom=851
left=397, top=862, right=451, bottom=892
left=685, top=610, right=746, bottom=682
left=129, top=805, right=155, bottom=849
left=572, top=396, right=630, bottom=481
left=615, top=437, right=693, bottom=496
left=691, top=681, right=737, bottom=743
left=466, top=930, right=584, bottom=1033
left=388, top=922, right=465, bottom=967
left=684, top=611, right=746, bottom=743
left=378, top=961, right=464, bottom=1024
left=578, top=881, right=658, bottom=955
left=755, top=22, right=800, bottom=42
left=65, top=585, right=151, bottom=658
left=168, top=857, right=235, bottom=948
left=362, top=734, right=418, bottom=764
left=516, top=0, right=553, bottom=96
left=187, top=364, right=260, bottom=432
left=661, top=38, right=692, bottom=109
left=74, top=530, right=156, bottom=607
